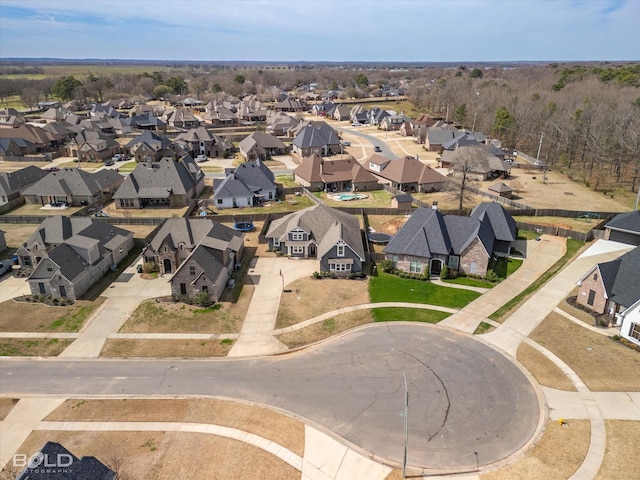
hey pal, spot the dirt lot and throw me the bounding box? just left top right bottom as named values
left=481, top=420, right=590, bottom=480
left=120, top=300, right=243, bottom=334
left=7, top=202, right=85, bottom=216
left=0, top=297, right=105, bottom=332
left=516, top=343, right=576, bottom=391
left=100, top=339, right=234, bottom=357
left=102, top=201, right=189, bottom=218
left=367, top=215, right=409, bottom=235
left=45, top=398, right=305, bottom=457
left=3, top=431, right=299, bottom=480
left=0, top=160, right=48, bottom=172
left=277, top=310, right=373, bottom=349
left=0, top=224, right=38, bottom=251
left=530, top=313, right=640, bottom=391
left=276, top=277, right=369, bottom=329
left=513, top=216, right=603, bottom=233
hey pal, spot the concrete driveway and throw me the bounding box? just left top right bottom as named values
left=0, top=274, right=30, bottom=303
left=228, top=256, right=318, bottom=356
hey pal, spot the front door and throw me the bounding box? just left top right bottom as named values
left=430, top=259, right=442, bottom=276
left=163, top=258, right=172, bottom=274
left=308, top=244, right=317, bottom=258
left=59, top=285, right=66, bottom=297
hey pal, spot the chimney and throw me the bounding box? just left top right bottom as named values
left=320, top=159, right=324, bottom=175
left=432, top=201, right=438, bottom=210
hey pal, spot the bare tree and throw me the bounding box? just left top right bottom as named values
left=448, top=147, right=486, bottom=209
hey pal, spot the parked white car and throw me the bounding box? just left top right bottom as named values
left=196, top=154, right=208, bottom=162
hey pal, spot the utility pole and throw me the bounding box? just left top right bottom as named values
left=402, top=372, right=408, bottom=478
left=536, top=132, right=544, bottom=163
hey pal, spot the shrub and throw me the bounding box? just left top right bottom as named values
left=143, top=262, right=160, bottom=274
left=379, top=259, right=395, bottom=273
left=485, top=270, right=500, bottom=282
left=195, top=292, right=211, bottom=307
left=312, top=271, right=321, bottom=279
left=440, top=265, right=449, bottom=280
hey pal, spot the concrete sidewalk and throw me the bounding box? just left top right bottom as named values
left=440, top=235, right=566, bottom=333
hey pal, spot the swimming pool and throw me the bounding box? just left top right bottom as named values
left=331, top=193, right=368, bottom=201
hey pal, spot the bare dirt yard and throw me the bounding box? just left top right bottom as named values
left=101, top=201, right=189, bottom=218
left=45, top=398, right=305, bottom=457
left=530, top=313, right=640, bottom=391
left=481, top=420, right=590, bottom=480
left=0, top=338, right=72, bottom=356
left=513, top=216, right=603, bottom=233
left=0, top=160, right=48, bottom=172
left=119, top=300, right=243, bottom=334
left=275, top=277, right=370, bottom=329
left=596, top=420, right=640, bottom=479
left=3, top=430, right=299, bottom=480
left=0, top=398, right=18, bottom=420
left=100, top=339, right=234, bottom=357
left=0, top=297, right=105, bottom=332
left=516, top=342, right=576, bottom=391
left=0, top=224, right=38, bottom=252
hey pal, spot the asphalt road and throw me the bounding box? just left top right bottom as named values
left=337, top=127, right=400, bottom=160
left=0, top=323, right=540, bottom=472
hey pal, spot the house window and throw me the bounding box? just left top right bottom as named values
left=202, top=285, right=208, bottom=293
left=217, top=199, right=223, bottom=204
left=46, top=263, right=53, bottom=272
left=273, top=238, right=280, bottom=247
left=593, top=273, right=598, bottom=281
left=180, top=283, right=187, bottom=295
left=337, top=245, right=345, bottom=257
left=330, top=263, right=351, bottom=272
left=189, top=266, right=196, bottom=276
left=179, top=244, right=184, bottom=250
left=291, top=246, right=304, bottom=254
left=587, top=289, right=596, bottom=306
left=630, top=323, right=640, bottom=341
left=163, top=246, right=168, bottom=252
left=292, top=232, right=304, bottom=241
left=448, top=256, right=460, bottom=270
left=392, top=255, right=398, bottom=266
left=410, top=261, right=422, bottom=273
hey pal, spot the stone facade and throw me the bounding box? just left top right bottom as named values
left=459, top=238, right=491, bottom=276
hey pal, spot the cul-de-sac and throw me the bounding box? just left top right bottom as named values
left=0, top=3, right=639, bottom=479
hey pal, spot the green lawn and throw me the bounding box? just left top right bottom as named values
left=372, top=307, right=450, bottom=323
left=316, top=189, right=395, bottom=208
left=369, top=272, right=480, bottom=308
left=488, top=257, right=523, bottom=278
left=276, top=175, right=299, bottom=188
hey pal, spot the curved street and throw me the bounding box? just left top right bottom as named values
left=0, top=323, right=541, bottom=474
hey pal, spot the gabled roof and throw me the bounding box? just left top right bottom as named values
left=294, top=154, right=377, bottom=185
left=147, top=218, right=242, bottom=254
left=384, top=208, right=452, bottom=257
left=367, top=156, right=449, bottom=185
left=427, top=127, right=458, bottom=145
left=114, top=157, right=202, bottom=200
left=489, top=182, right=514, bottom=194
left=292, top=122, right=340, bottom=149
left=471, top=202, right=518, bottom=242
left=605, top=210, right=640, bottom=234
left=0, top=165, right=49, bottom=196
left=25, top=216, right=94, bottom=247
left=126, top=130, right=171, bottom=149
left=175, top=126, right=217, bottom=143
left=23, top=168, right=123, bottom=198
left=266, top=204, right=364, bottom=260
left=239, top=131, right=286, bottom=152
left=590, top=246, right=640, bottom=308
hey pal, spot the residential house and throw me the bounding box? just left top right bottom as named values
left=142, top=218, right=244, bottom=281
left=332, top=105, right=352, bottom=122
left=603, top=210, right=640, bottom=246
left=366, top=155, right=449, bottom=193
left=23, top=217, right=134, bottom=300
left=383, top=202, right=517, bottom=277
left=23, top=168, right=123, bottom=207
left=266, top=204, right=365, bottom=276
left=16, top=441, right=116, bottom=480
left=274, top=98, right=307, bottom=112
left=0, top=107, right=26, bottom=128
left=165, top=109, right=200, bottom=129
left=311, top=101, right=335, bottom=117
left=380, top=114, right=412, bottom=131
left=213, top=160, right=277, bottom=209
left=130, top=112, right=167, bottom=131
left=40, top=107, right=66, bottom=123
left=126, top=130, right=173, bottom=161
left=64, top=129, right=120, bottom=162
left=440, top=145, right=511, bottom=181
left=619, top=298, right=640, bottom=347
left=576, top=246, right=640, bottom=323
left=350, top=105, right=369, bottom=124
left=175, top=126, right=227, bottom=158
left=204, top=100, right=238, bottom=127
left=294, top=153, right=379, bottom=192
left=425, top=126, right=458, bottom=151
left=266, top=111, right=300, bottom=136
left=0, top=165, right=49, bottom=207
left=0, top=124, right=63, bottom=152
left=367, top=107, right=390, bottom=126
left=239, top=131, right=287, bottom=161
left=291, top=121, right=341, bottom=157
left=113, top=156, right=204, bottom=209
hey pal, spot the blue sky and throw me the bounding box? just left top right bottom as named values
left=0, top=0, right=638, bottom=62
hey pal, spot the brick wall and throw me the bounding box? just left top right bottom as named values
left=576, top=266, right=608, bottom=314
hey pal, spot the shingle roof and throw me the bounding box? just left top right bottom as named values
left=384, top=208, right=452, bottom=257
left=294, top=155, right=377, bottom=185
left=148, top=218, right=242, bottom=254
left=23, top=168, right=123, bottom=198
left=25, top=216, right=94, bottom=247
left=113, top=157, right=203, bottom=200
left=471, top=202, right=517, bottom=242
left=596, top=246, right=640, bottom=307
left=605, top=210, right=640, bottom=234
left=292, top=122, right=340, bottom=149
left=266, top=204, right=364, bottom=260
left=367, top=156, right=449, bottom=185
left=0, top=165, right=48, bottom=196
left=16, top=441, right=116, bottom=480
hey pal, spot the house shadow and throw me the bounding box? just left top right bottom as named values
left=512, top=239, right=528, bottom=258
